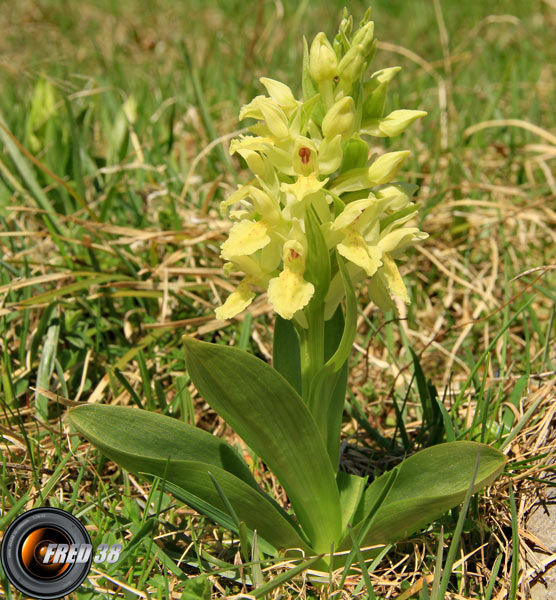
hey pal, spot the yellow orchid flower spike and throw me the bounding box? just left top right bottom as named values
left=215, top=11, right=428, bottom=322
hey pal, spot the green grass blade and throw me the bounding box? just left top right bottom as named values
left=429, top=527, right=443, bottom=600
left=250, top=531, right=265, bottom=589
left=208, top=471, right=251, bottom=563
left=347, top=526, right=376, bottom=599
left=508, top=483, right=519, bottom=600
left=238, top=311, right=253, bottom=351
left=410, top=348, right=452, bottom=444
left=456, top=298, right=534, bottom=406
left=251, top=554, right=323, bottom=599
left=484, top=553, right=503, bottom=600
left=499, top=389, right=546, bottom=451
left=17, top=273, right=132, bottom=307
left=352, top=544, right=392, bottom=595
left=436, top=448, right=482, bottom=598
left=35, top=308, right=60, bottom=419
left=339, top=468, right=399, bottom=589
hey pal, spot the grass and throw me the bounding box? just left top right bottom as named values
left=1, top=0, right=555, bottom=598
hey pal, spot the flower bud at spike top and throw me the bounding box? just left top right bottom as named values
left=322, top=96, right=355, bottom=141
left=309, top=32, right=338, bottom=82
left=368, top=151, right=411, bottom=185
left=352, top=21, right=374, bottom=55
left=338, top=44, right=366, bottom=83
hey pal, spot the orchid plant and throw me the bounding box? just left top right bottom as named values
left=70, top=9, right=506, bottom=573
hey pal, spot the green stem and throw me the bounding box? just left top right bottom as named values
left=297, top=308, right=325, bottom=404
left=318, top=80, right=335, bottom=111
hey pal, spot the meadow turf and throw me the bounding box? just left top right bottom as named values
left=1, top=1, right=555, bottom=598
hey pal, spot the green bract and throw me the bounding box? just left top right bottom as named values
left=69, top=8, right=507, bottom=573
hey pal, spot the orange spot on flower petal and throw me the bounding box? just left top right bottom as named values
left=298, top=147, right=311, bottom=164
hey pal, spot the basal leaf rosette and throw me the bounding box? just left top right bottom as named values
left=216, top=14, right=428, bottom=324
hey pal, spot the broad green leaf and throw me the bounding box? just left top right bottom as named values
left=69, top=405, right=309, bottom=552
left=309, top=255, right=356, bottom=464
left=183, top=337, right=342, bottom=553
left=161, top=480, right=278, bottom=556
left=337, top=472, right=366, bottom=534
left=70, top=404, right=255, bottom=484
left=273, top=315, right=302, bottom=395
left=351, top=442, right=506, bottom=546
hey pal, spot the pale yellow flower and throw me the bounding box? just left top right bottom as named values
left=259, top=78, right=299, bottom=117
left=221, top=220, right=271, bottom=260
left=240, top=96, right=290, bottom=139
left=215, top=281, right=255, bottom=321
left=220, top=186, right=282, bottom=260
left=267, top=240, right=315, bottom=319
left=309, top=32, right=338, bottom=82
left=361, top=110, right=427, bottom=138
left=329, top=198, right=384, bottom=276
